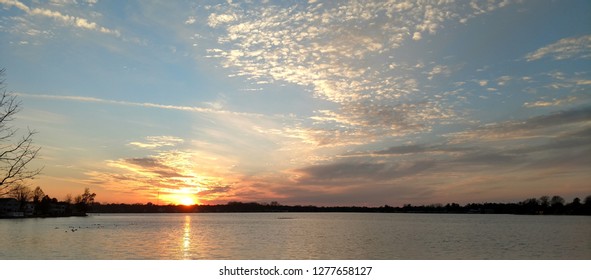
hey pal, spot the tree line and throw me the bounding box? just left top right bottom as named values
left=90, top=195, right=591, bottom=215
left=2, top=185, right=96, bottom=217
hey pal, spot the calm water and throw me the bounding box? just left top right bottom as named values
left=0, top=213, right=589, bottom=259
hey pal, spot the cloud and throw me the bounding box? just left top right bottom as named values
left=0, top=0, right=29, bottom=11
left=16, top=92, right=266, bottom=118
left=374, top=144, right=427, bottom=155
left=461, top=0, right=515, bottom=23
left=426, top=65, right=451, bottom=80
left=523, top=96, right=578, bottom=108
left=525, top=35, right=591, bottom=61
left=129, top=136, right=185, bottom=149
left=447, top=106, right=591, bottom=143
left=412, top=32, right=422, bottom=41
left=202, top=1, right=517, bottom=146
left=453, top=151, right=521, bottom=165
left=287, top=105, right=591, bottom=203
left=88, top=148, right=240, bottom=203
left=370, top=143, right=522, bottom=167
left=207, top=13, right=237, bottom=27
left=0, top=0, right=120, bottom=36
left=366, top=107, right=591, bottom=170
left=512, top=126, right=591, bottom=155
left=294, top=160, right=436, bottom=184
left=185, top=16, right=196, bottom=25
left=114, top=157, right=187, bottom=178
left=496, top=76, right=512, bottom=86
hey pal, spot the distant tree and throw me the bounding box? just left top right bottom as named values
left=0, top=68, right=41, bottom=196
left=81, top=188, right=96, bottom=205
left=550, top=196, right=565, bottom=207
left=38, top=194, right=53, bottom=215
left=74, top=194, right=83, bottom=205
left=539, top=196, right=550, bottom=208
left=572, top=197, right=581, bottom=206
left=547, top=195, right=566, bottom=214
left=75, top=188, right=96, bottom=213
left=32, top=186, right=44, bottom=204
left=566, top=197, right=583, bottom=215
left=584, top=195, right=591, bottom=215
left=520, top=198, right=540, bottom=214
left=9, top=183, right=31, bottom=210
left=64, top=193, right=72, bottom=204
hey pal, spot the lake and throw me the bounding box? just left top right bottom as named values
left=0, top=213, right=589, bottom=259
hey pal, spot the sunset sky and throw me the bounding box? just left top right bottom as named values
left=1, top=0, right=590, bottom=206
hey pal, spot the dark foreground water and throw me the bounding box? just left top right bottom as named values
left=0, top=213, right=589, bottom=259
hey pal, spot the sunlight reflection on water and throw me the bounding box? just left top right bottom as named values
left=0, top=213, right=589, bottom=259
left=182, top=215, right=191, bottom=259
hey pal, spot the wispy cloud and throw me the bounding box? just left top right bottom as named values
left=523, top=96, right=578, bottom=108
left=294, top=160, right=436, bottom=185
left=128, top=136, right=185, bottom=149
left=525, top=35, right=591, bottom=61
left=87, top=149, right=239, bottom=203
left=0, top=0, right=120, bottom=36
left=16, top=92, right=265, bottom=117
left=447, top=106, right=591, bottom=143
left=284, top=105, right=591, bottom=204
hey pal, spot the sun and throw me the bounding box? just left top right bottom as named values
left=179, top=196, right=195, bottom=206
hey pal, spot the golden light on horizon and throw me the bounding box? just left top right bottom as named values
left=180, top=196, right=196, bottom=206
left=157, top=187, right=200, bottom=206
left=175, top=187, right=199, bottom=206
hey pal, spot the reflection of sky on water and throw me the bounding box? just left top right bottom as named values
left=1, top=213, right=587, bottom=259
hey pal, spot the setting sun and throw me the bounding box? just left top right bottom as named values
left=179, top=196, right=196, bottom=206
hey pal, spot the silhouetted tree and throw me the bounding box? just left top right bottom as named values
left=38, top=195, right=52, bottom=214
left=520, top=198, right=540, bottom=214
left=584, top=195, right=591, bottom=215
left=9, top=183, right=31, bottom=210
left=539, top=196, right=550, bottom=207
left=75, top=188, right=96, bottom=213
left=445, top=203, right=462, bottom=213
left=81, top=188, right=96, bottom=204
left=572, top=197, right=581, bottom=206
left=32, top=186, right=44, bottom=204
left=0, top=69, right=41, bottom=197
left=550, top=195, right=565, bottom=206
left=539, top=195, right=550, bottom=213
left=566, top=197, right=583, bottom=215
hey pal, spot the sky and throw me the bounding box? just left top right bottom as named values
left=0, top=0, right=590, bottom=206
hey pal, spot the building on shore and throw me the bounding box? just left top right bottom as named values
left=0, top=198, right=24, bottom=218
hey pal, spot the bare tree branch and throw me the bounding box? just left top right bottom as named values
left=0, top=68, right=42, bottom=196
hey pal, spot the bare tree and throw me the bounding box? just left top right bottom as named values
left=64, top=193, right=73, bottom=204
left=75, top=188, right=96, bottom=213
left=33, top=186, right=45, bottom=204
left=0, top=68, right=41, bottom=196
left=9, top=183, right=32, bottom=209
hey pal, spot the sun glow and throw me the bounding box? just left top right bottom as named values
left=179, top=196, right=196, bottom=206
left=160, top=187, right=200, bottom=206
